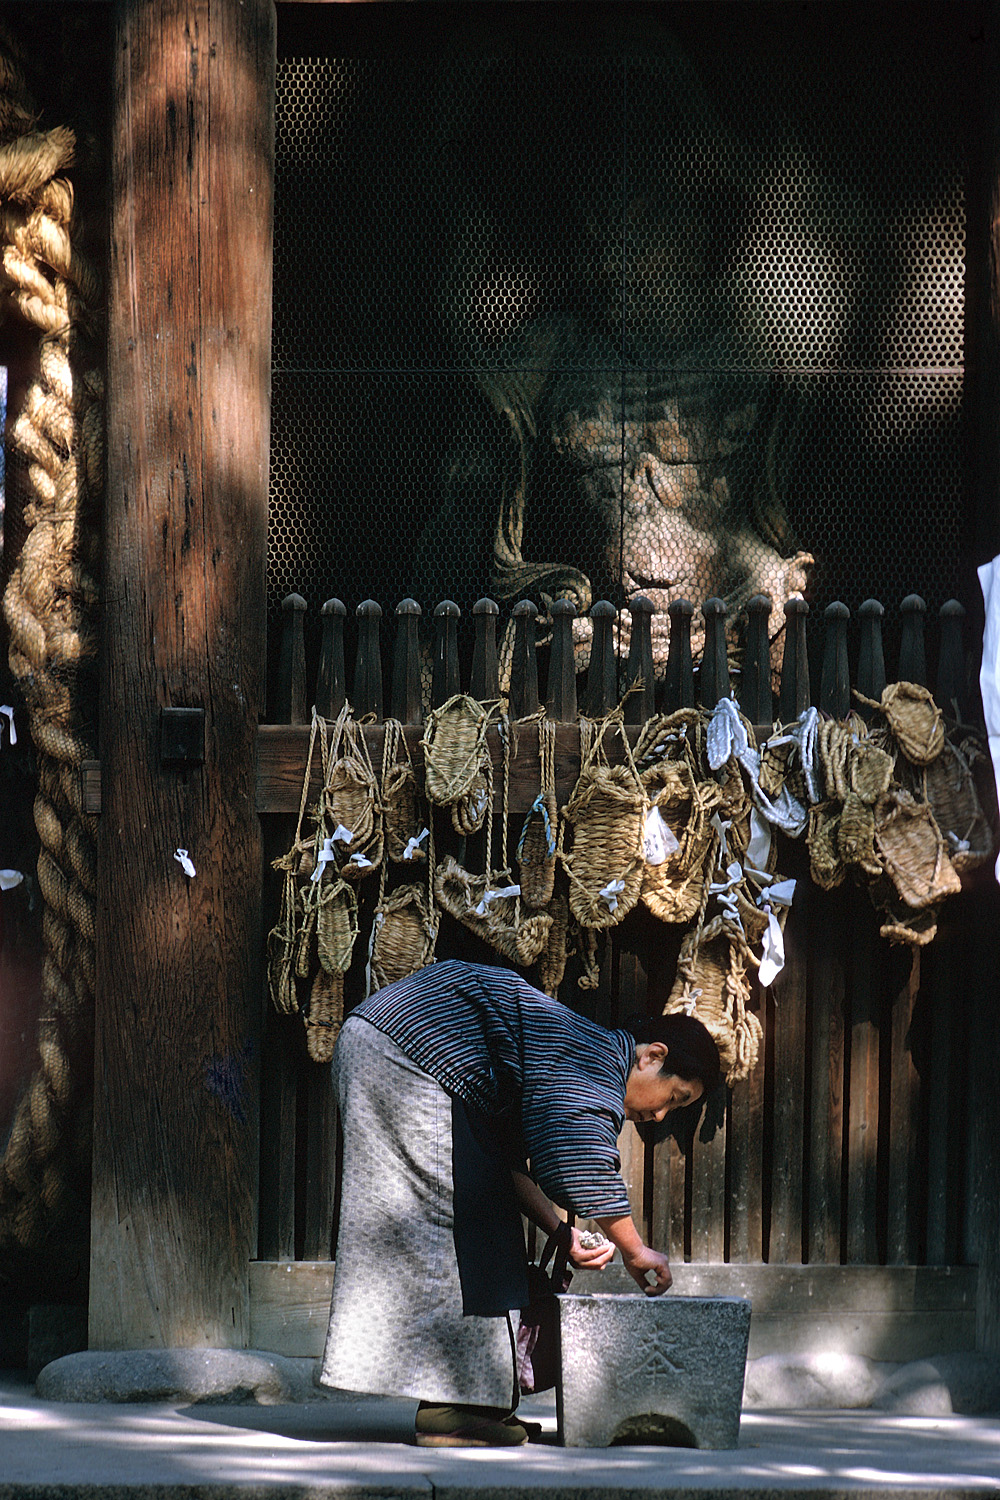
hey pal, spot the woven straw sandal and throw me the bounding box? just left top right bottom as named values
left=414, top=1403, right=529, bottom=1447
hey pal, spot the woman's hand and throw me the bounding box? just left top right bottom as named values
left=568, top=1228, right=616, bottom=1271
left=596, top=1213, right=673, bottom=1296
left=620, top=1243, right=672, bottom=1296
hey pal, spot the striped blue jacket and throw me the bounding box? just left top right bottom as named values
left=352, top=959, right=634, bottom=1219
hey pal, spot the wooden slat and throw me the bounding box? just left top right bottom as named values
left=727, top=976, right=765, bottom=1264
left=249, top=1261, right=335, bottom=1358
left=807, top=885, right=846, bottom=1264
left=924, top=939, right=958, bottom=1265
left=846, top=901, right=881, bottom=1263
left=257, top=811, right=300, bottom=1261
left=887, top=949, right=922, bottom=1265
left=256, top=723, right=592, bottom=816
left=690, top=1109, right=726, bottom=1263
left=614, top=947, right=647, bottom=1235
left=651, top=1134, right=686, bottom=1265
left=301, top=1064, right=338, bottom=1262
left=767, top=877, right=808, bottom=1263
left=257, top=1011, right=298, bottom=1262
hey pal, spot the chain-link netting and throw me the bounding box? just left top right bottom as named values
left=269, top=4, right=970, bottom=696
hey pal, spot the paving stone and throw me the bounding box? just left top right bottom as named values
left=556, top=1293, right=750, bottom=1448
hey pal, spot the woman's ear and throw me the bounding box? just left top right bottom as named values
left=639, top=1040, right=670, bottom=1071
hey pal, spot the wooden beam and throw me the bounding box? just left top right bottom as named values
left=91, top=0, right=274, bottom=1349
left=85, top=722, right=783, bottom=819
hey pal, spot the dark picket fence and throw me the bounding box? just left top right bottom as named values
left=257, top=591, right=991, bottom=1272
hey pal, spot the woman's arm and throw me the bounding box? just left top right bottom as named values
left=510, top=1170, right=616, bottom=1271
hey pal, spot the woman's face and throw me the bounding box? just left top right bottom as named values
left=623, top=1043, right=704, bottom=1124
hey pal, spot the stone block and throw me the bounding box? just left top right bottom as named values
left=556, top=1292, right=750, bottom=1448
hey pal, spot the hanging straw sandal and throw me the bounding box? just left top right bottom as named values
left=873, top=788, right=961, bottom=908
left=266, top=708, right=366, bottom=1060
left=433, top=715, right=552, bottom=966
left=516, top=713, right=559, bottom=910
left=421, top=693, right=500, bottom=834
left=561, top=709, right=648, bottom=930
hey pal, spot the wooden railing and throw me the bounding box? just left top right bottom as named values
left=254, top=590, right=971, bottom=816
left=254, top=590, right=990, bottom=1275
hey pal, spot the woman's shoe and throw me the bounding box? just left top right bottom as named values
left=415, top=1402, right=529, bottom=1447
left=504, top=1413, right=542, bottom=1438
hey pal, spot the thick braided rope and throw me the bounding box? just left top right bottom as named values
left=0, top=28, right=103, bottom=1259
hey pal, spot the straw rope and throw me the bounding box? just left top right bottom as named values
left=516, top=712, right=558, bottom=910
left=0, top=24, right=103, bottom=1261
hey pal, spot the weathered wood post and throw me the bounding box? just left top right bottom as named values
left=820, top=602, right=851, bottom=720
left=276, top=594, right=308, bottom=725
left=779, top=597, right=810, bottom=722
left=898, top=593, right=928, bottom=686
left=586, top=601, right=617, bottom=716
left=94, top=0, right=274, bottom=1348
left=625, top=595, right=655, bottom=724
left=509, top=601, right=539, bottom=718
left=857, top=599, right=887, bottom=711
left=935, top=599, right=966, bottom=715
left=741, top=593, right=773, bottom=726
left=432, top=600, right=461, bottom=707
left=665, top=598, right=695, bottom=710
left=391, top=599, right=422, bottom=724
left=547, top=598, right=577, bottom=721
left=470, top=598, right=500, bottom=702
left=699, top=597, right=731, bottom=707
left=353, top=600, right=383, bottom=721
left=317, top=599, right=347, bottom=721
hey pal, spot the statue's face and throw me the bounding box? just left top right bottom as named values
left=550, top=395, right=812, bottom=669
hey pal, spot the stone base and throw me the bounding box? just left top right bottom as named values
left=556, top=1293, right=751, bottom=1448
left=35, top=1348, right=334, bottom=1404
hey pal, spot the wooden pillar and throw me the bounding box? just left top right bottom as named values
left=967, top=0, right=1000, bottom=1356
left=91, top=0, right=274, bottom=1348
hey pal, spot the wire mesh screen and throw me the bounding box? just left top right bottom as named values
left=269, top=3, right=971, bottom=691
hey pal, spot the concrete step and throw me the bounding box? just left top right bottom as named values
left=1, top=1371, right=999, bottom=1499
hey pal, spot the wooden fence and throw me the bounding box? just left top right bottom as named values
left=256, top=591, right=995, bottom=1274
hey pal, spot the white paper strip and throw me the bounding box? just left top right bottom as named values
left=474, top=883, right=520, bottom=916
left=644, top=806, right=679, bottom=865
left=599, top=878, right=626, bottom=913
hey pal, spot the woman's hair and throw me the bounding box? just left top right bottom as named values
left=624, top=1013, right=721, bottom=1096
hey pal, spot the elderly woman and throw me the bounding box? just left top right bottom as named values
left=320, top=958, right=719, bottom=1447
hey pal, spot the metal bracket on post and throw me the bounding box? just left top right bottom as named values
left=159, top=706, right=206, bottom=766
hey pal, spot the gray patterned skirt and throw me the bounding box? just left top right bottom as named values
left=320, top=1015, right=520, bottom=1405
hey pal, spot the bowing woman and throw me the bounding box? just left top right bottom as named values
left=320, top=958, right=720, bottom=1446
